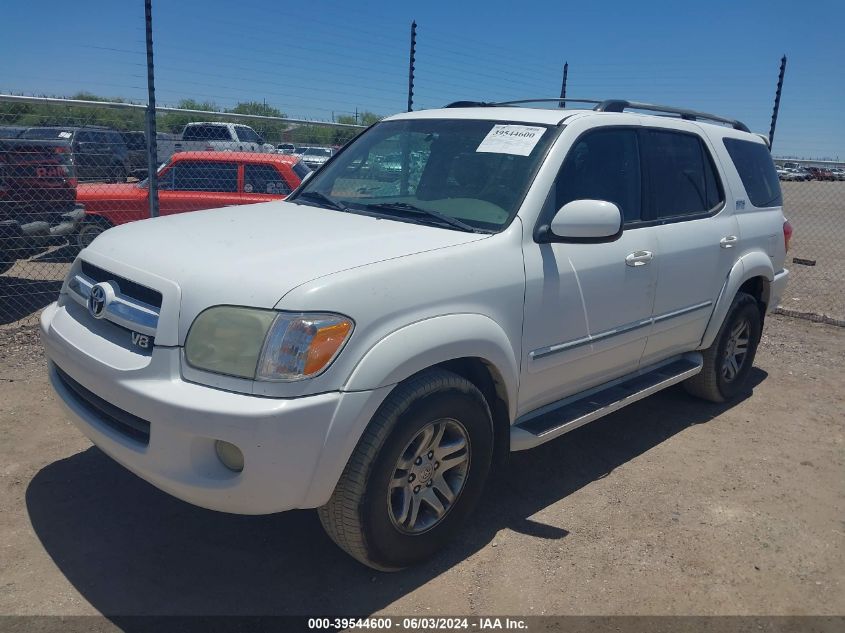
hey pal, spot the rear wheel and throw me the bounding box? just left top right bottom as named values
left=318, top=369, right=493, bottom=570
left=684, top=291, right=762, bottom=402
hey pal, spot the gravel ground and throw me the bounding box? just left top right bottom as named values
left=0, top=314, right=843, bottom=619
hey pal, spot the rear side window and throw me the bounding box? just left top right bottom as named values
left=244, top=164, right=291, bottom=195
left=723, top=138, right=782, bottom=208
left=644, top=130, right=722, bottom=219
left=555, top=128, right=642, bottom=223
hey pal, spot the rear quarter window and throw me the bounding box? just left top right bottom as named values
left=723, top=138, right=782, bottom=208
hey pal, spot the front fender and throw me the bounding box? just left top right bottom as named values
left=301, top=314, right=520, bottom=507
left=344, top=313, right=520, bottom=420
left=699, top=251, right=774, bottom=349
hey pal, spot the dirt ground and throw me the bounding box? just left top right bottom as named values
left=0, top=314, right=843, bottom=619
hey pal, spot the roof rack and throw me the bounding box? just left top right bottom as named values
left=594, top=100, right=750, bottom=132
left=444, top=98, right=602, bottom=108
left=443, top=98, right=750, bottom=133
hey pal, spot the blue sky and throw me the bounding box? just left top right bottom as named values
left=1, top=0, right=843, bottom=158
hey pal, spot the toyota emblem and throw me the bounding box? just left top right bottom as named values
left=88, top=284, right=108, bottom=319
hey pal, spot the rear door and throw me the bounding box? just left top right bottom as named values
left=241, top=163, right=293, bottom=203
left=158, top=160, right=241, bottom=215
left=639, top=124, right=739, bottom=364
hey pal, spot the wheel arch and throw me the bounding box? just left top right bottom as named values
left=699, top=252, right=773, bottom=349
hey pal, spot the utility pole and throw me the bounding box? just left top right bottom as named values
left=144, top=0, right=159, bottom=218
left=407, top=20, right=417, bottom=112
left=558, top=62, right=568, bottom=108
left=769, top=55, right=787, bottom=149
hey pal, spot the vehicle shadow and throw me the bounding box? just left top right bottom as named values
left=32, top=243, right=78, bottom=264
left=0, top=276, right=62, bottom=324
left=25, top=369, right=766, bottom=621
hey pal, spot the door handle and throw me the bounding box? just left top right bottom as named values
left=625, top=250, right=654, bottom=267
left=720, top=235, right=738, bottom=249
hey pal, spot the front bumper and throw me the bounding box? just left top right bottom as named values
left=40, top=302, right=390, bottom=514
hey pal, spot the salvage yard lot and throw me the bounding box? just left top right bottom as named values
left=0, top=313, right=842, bottom=617
left=2, top=181, right=845, bottom=328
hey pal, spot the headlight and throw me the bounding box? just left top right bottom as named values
left=185, top=307, right=354, bottom=381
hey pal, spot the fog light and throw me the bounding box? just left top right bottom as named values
left=215, top=440, right=244, bottom=472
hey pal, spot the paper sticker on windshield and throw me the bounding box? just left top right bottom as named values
left=58, top=131, right=72, bottom=139
left=476, top=125, right=546, bottom=156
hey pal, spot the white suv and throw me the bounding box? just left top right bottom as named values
left=40, top=99, right=791, bottom=570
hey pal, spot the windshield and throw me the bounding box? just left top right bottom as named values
left=293, top=118, right=556, bottom=231
left=304, top=147, right=332, bottom=157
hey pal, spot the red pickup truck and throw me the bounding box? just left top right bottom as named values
left=75, top=152, right=309, bottom=249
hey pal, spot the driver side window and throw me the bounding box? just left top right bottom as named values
left=555, top=128, right=642, bottom=223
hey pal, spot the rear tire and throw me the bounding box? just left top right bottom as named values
left=318, top=369, right=493, bottom=571
left=684, top=292, right=762, bottom=402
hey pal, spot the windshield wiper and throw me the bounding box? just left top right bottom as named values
left=363, top=202, right=481, bottom=233
left=295, top=191, right=349, bottom=212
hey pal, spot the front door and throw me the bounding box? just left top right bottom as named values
left=158, top=160, right=241, bottom=215
left=520, top=125, right=657, bottom=416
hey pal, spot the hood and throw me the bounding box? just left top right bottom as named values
left=84, top=200, right=487, bottom=340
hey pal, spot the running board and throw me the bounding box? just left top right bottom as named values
left=510, top=354, right=703, bottom=451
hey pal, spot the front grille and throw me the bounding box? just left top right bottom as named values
left=55, top=365, right=151, bottom=445
left=80, top=260, right=163, bottom=308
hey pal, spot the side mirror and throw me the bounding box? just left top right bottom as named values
left=541, top=199, right=623, bottom=243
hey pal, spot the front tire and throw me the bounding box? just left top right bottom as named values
left=318, top=369, right=494, bottom=571
left=76, top=217, right=113, bottom=251
left=684, top=292, right=762, bottom=402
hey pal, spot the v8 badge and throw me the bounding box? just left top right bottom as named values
left=131, top=331, right=152, bottom=349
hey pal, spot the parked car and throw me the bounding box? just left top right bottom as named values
left=299, top=146, right=334, bottom=170
left=74, top=151, right=308, bottom=249
left=0, top=138, right=82, bottom=273
left=276, top=143, right=296, bottom=154
left=40, top=99, right=790, bottom=570
left=121, top=131, right=149, bottom=180
left=830, top=168, right=845, bottom=181
left=778, top=168, right=806, bottom=181
left=156, top=122, right=275, bottom=163
left=20, top=126, right=130, bottom=183
left=0, top=126, right=27, bottom=139
left=807, top=167, right=835, bottom=181
left=790, top=168, right=813, bottom=181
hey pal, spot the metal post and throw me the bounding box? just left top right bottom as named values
left=769, top=55, right=787, bottom=149
left=144, top=0, right=159, bottom=218
left=407, top=21, right=417, bottom=112
left=558, top=62, right=568, bottom=108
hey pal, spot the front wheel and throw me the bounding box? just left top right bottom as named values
left=318, top=369, right=494, bottom=570
left=76, top=218, right=113, bottom=251
left=684, top=292, right=762, bottom=402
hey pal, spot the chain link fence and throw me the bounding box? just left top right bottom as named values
left=776, top=173, right=845, bottom=325
left=1, top=95, right=844, bottom=328
left=0, top=95, right=364, bottom=327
